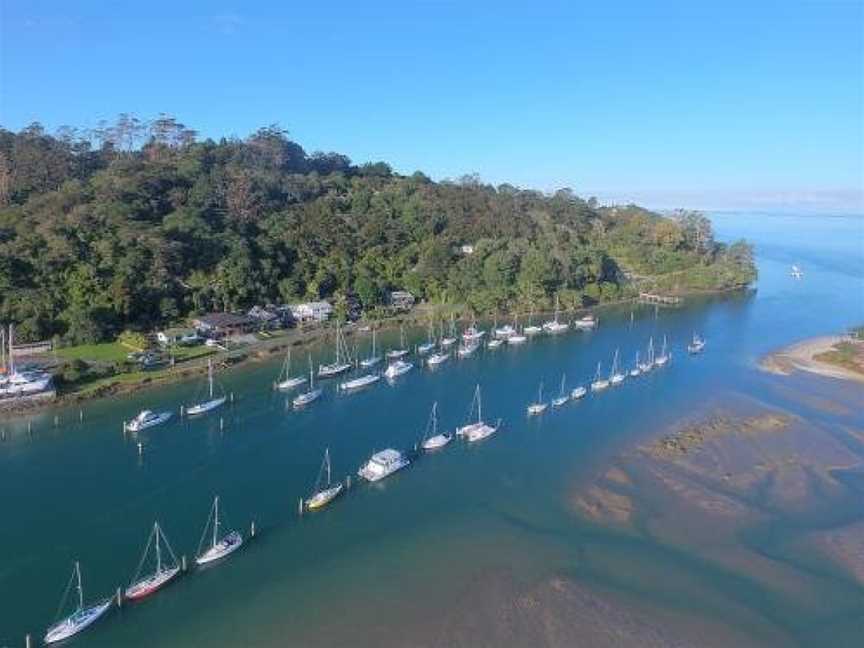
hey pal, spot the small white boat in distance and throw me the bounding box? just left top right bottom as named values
left=427, top=351, right=449, bottom=366
left=293, top=356, right=323, bottom=408
left=125, top=522, right=181, bottom=601
left=591, top=362, right=610, bottom=391
left=609, top=349, right=626, bottom=385
left=527, top=382, right=548, bottom=415
left=571, top=385, right=587, bottom=399
left=421, top=402, right=452, bottom=450
left=457, top=341, right=480, bottom=357
left=417, top=341, right=436, bottom=354
left=319, top=323, right=353, bottom=377
left=440, top=314, right=458, bottom=347
left=44, top=562, right=112, bottom=644
left=543, top=296, right=569, bottom=334
left=305, top=448, right=343, bottom=510
left=494, top=323, right=516, bottom=339
left=384, top=359, right=413, bottom=379
left=688, top=333, right=706, bottom=354
left=790, top=264, right=804, bottom=279
left=638, top=338, right=655, bottom=373
left=386, top=326, right=410, bottom=359
left=654, top=335, right=670, bottom=367
left=186, top=360, right=227, bottom=416
left=507, top=320, right=528, bottom=345
left=487, top=338, right=504, bottom=349
left=456, top=385, right=500, bottom=442
left=573, top=315, right=597, bottom=330
left=195, top=496, right=243, bottom=565
left=276, top=349, right=307, bottom=390
left=360, top=328, right=382, bottom=368
left=358, top=448, right=410, bottom=482
left=462, top=322, right=485, bottom=342
left=552, top=374, right=569, bottom=407
left=125, top=409, right=172, bottom=432
left=339, top=373, right=380, bottom=391
left=630, top=351, right=642, bottom=377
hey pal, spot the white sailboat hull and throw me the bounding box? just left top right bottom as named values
left=186, top=396, right=226, bottom=416
left=571, top=387, right=587, bottom=399
left=527, top=403, right=548, bottom=415
left=384, top=361, right=413, bottom=379
left=360, top=356, right=382, bottom=368
left=306, top=483, right=344, bottom=510
left=293, top=388, right=323, bottom=407
left=507, top=335, right=527, bottom=345
left=277, top=376, right=307, bottom=391
left=591, top=380, right=610, bottom=392
left=422, top=433, right=453, bottom=450
left=125, top=566, right=181, bottom=600
left=318, top=363, right=352, bottom=378
left=427, top=353, right=449, bottom=366
left=196, top=531, right=243, bottom=565
left=44, top=599, right=113, bottom=644
left=339, top=374, right=380, bottom=391
left=552, top=396, right=569, bottom=407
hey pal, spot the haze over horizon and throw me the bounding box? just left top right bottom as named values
left=2, top=1, right=862, bottom=212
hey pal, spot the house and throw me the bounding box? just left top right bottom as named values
left=247, top=305, right=282, bottom=330
left=288, top=301, right=333, bottom=323
left=388, top=290, right=415, bottom=311
left=191, top=312, right=257, bottom=338
left=460, top=244, right=475, bottom=255
left=156, top=327, right=201, bottom=346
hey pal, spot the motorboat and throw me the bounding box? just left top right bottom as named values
left=125, top=409, right=172, bottom=432
left=358, top=448, right=410, bottom=482
left=384, top=359, right=413, bottom=379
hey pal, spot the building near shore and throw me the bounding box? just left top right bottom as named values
left=388, top=290, right=415, bottom=311
left=191, top=312, right=257, bottom=337
left=288, top=301, right=333, bottom=323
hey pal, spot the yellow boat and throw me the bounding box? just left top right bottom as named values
left=304, top=449, right=343, bottom=510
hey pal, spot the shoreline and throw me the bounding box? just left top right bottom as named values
left=759, top=335, right=864, bottom=383
left=0, top=286, right=750, bottom=419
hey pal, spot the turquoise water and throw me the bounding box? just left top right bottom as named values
left=1, top=211, right=862, bottom=646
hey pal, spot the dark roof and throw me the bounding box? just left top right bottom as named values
left=193, top=312, right=255, bottom=327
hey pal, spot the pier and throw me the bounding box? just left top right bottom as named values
left=638, top=292, right=682, bottom=306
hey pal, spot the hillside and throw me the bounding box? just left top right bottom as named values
left=0, top=116, right=756, bottom=344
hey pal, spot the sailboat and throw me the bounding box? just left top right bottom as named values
left=427, top=349, right=450, bottom=366
left=276, top=348, right=307, bottom=390
left=457, top=338, right=480, bottom=357
left=524, top=307, right=543, bottom=336
left=360, top=328, right=382, bottom=368
left=552, top=374, right=569, bottom=407
left=125, top=522, right=181, bottom=600
left=507, top=314, right=527, bottom=345
left=440, top=314, right=458, bottom=347
left=384, top=358, right=413, bottom=379
left=195, top=496, right=243, bottom=565
left=293, top=355, right=323, bottom=407
left=305, top=448, right=343, bottom=510
left=386, top=325, right=410, bottom=359
left=44, top=562, right=112, bottom=644
left=630, top=351, right=642, bottom=377
left=639, top=338, right=655, bottom=373
left=417, top=321, right=436, bottom=355
left=688, top=332, right=706, bottom=354
left=543, top=296, right=569, bottom=333
left=591, top=361, right=610, bottom=391
left=186, top=360, right=226, bottom=415
left=456, top=385, right=500, bottom=442
left=462, top=315, right=485, bottom=342
left=609, top=349, right=626, bottom=385
left=0, top=324, right=53, bottom=397
left=527, top=381, right=548, bottom=415
left=571, top=383, right=587, bottom=399
left=421, top=401, right=452, bottom=450
left=319, top=323, right=353, bottom=377
left=487, top=336, right=503, bottom=349
left=494, top=316, right=516, bottom=339
left=338, top=371, right=380, bottom=391
left=654, top=335, right=670, bottom=367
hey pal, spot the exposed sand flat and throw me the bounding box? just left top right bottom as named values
left=760, top=336, right=864, bottom=383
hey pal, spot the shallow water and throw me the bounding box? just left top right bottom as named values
left=1, top=211, right=862, bottom=646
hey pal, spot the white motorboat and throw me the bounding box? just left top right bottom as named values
left=507, top=332, right=527, bottom=345
left=487, top=338, right=504, bottom=349
left=384, top=359, right=413, bottom=379
left=494, top=323, right=516, bottom=339
left=573, top=315, right=597, bottom=330
left=527, top=382, right=548, bottom=415
left=305, top=448, right=343, bottom=510
left=293, top=356, right=323, bottom=407
left=609, top=349, right=626, bottom=385
left=319, top=323, right=353, bottom=377
left=457, top=341, right=480, bottom=357
left=276, top=349, right=307, bottom=390
left=688, top=333, right=706, bottom=354
left=427, top=351, right=450, bottom=366
left=590, top=362, right=610, bottom=391
left=551, top=374, right=569, bottom=407
left=421, top=402, right=452, bottom=450
left=195, top=496, right=243, bottom=565
left=456, top=385, right=500, bottom=442
left=358, top=448, right=410, bottom=482
left=571, top=385, right=587, bottom=399
left=44, top=562, right=112, bottom=644
left=186, top=360, right=227, bottom=415
left=125, top=522, right=181, bottom=601
left=125, top=409, right=172, bottom=432
left=360, top=328, right=382, bottom=368
left=339, top=373, right=380, bottom=391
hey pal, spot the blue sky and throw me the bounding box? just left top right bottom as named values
left=1, top=1, right=862, bottom=211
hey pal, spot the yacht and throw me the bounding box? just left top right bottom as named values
left=440, top=314, right=458, bottom=347
left=456, top=385, right=500, bottom=442
left=293, top=356, right=323, bottom=407
left=688, top=333, right=706, bottom=354
left=386, top=326, right=410, bottom=359
left=609, top=349, right=626, bottom=385
left=590, top=362, right=610, bottom=391
left=527, top=382, right=548, bottom=415
left=638, top=338, right=655, bottom=373
left=186, top=360, right=226, bottom=415
left=427, top=351, right=450, bottom=366
left=358, top=448, right=410, bottom=482
left=125, top=522, right=181, bottom=601
left=570, top=385, right=588, bottom=399
left=494, top=323, right=516, bottom=339
left=384, top=359, right=413, bottom=379
left=360, top=329, right=382, bottom=368
left=125, top=409, right=172, bottom=432
left=421, top=402, right=452, bottom=450
left=0, top=325, right=53, bottom=397
left=319, top=324, right=353, bottom=377
left=654, top=335, right=670, bottom=367
left=629, top=351, right=642, bottom=377
left=417, top=321, right=436, bottom=355
left=551, top=374, right=569, bottom=407
left=305, top=448, right=343, bottom=510
left=543, top=296, right=570, bottom=334
left=462, top=318, right=485, bottom=342
left=487, top=337, right=504, bottom=349
left=573, top=315, right=597, bottom=330
left=338, top=373, right=380, bottom=391
left=195, top=496, right=243, bottom=565
left=457, top=340, right=480, bottom=358
left=44, top=563, right=112, bottom=644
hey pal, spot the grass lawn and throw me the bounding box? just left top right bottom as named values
left=56, top=342, right=131, bottom=363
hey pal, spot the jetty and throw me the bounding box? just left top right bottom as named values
left=638, top=292, right=682, bottom=306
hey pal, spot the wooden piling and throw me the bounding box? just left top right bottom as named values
left=53, top=415, right=59, bottom=427
left=345, top=475, right=352, bottom=490
left=116, top=586, right=122, bottom=607
left=180, top=405, right=185, bottom=417
left=25, top=633, right=31, bottom=648
left=137, top=442, right=143, bottom=456
left=220, top=417, right=224, bottom=430
left=181, top=555, right=187, bottom=572
left=298, top=498, right=304, bottom=516
left=79, top=409, right=84, bottom=422
left=27, top=421, right=32, bottom=435
left=230, top=392, right=235, bottom=403
left=250, top=521, right=256, bottom=537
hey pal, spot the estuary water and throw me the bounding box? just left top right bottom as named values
left=1, top=211, right=862, bottom=646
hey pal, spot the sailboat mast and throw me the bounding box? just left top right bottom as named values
left=325, top=448, right=331, bottom=487
left=212, top=497, right=219, bottom=549
left=75, top=561, right=83, bottom=611
left=208, top=360, right=214, bottom=399
left=8, top=324, right=15, bottom=375
left=477, top=386, right=482, bottom=422
left=154, top=523, right=162, bottom=574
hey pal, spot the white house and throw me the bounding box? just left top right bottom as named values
left=289, top=301, right=333, bottom=323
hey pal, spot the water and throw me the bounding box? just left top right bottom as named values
left=1, top=211, right=862, bottom=646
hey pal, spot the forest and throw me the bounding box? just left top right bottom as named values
left=0, top=115, right=756, bottom=344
